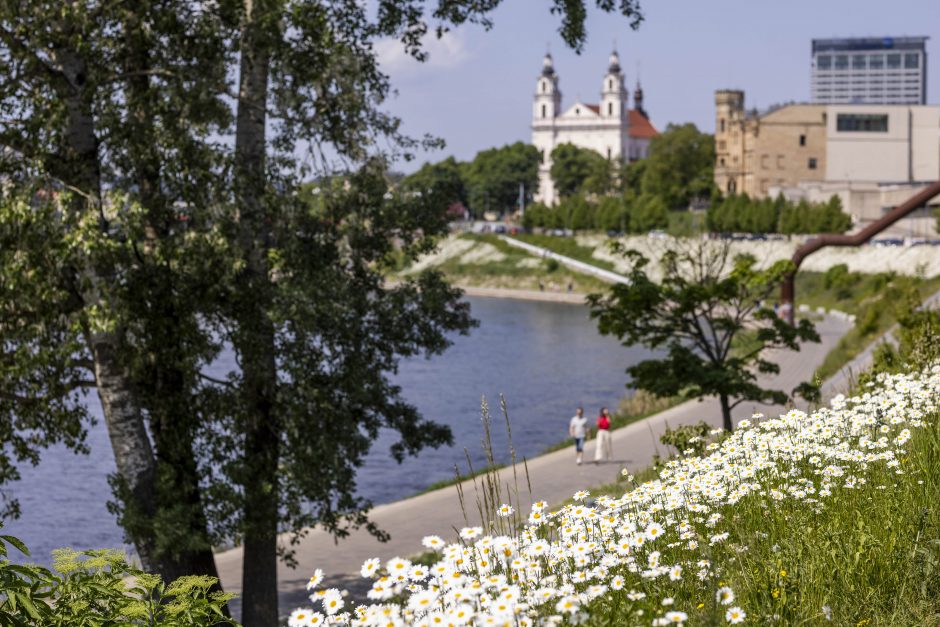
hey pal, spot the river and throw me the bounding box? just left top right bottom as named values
left=4, top=296, right=654, bottom=564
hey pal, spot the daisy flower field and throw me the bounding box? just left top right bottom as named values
left=290, top=366, right=940, bottom=626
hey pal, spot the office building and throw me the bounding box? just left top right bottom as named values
left=811, top=36, right=927, bottom=105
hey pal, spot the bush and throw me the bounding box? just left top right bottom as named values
left=0, top=530, right=235, bottom=625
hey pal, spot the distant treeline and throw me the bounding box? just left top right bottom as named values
left=522, top=193, right=668, bottom=233
left=706, top=194, right=852, bottom=235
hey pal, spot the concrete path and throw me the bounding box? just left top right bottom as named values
left=498, top=235, right=630, bottom=284
left=214, top=313, right=851, bottom=618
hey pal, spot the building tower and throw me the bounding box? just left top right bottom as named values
left=533, top=53, right=562, bottom=121
left=634, top=80, right=646, bottom=117
left=714, top=90, right=746, bottom=195
left=601, top=50, right=627, bottom=120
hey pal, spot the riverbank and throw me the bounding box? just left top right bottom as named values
left=457, top=284, right=587, bottom=304
left=213, top=313, right=853, bottom=619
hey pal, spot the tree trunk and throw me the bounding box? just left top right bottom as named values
left=234, top=1, right=280, bottom=624
left=121, top=9, right=221, bottom=586
left=56, top=45, right=163, bottom=573
left=719, top=393, right=733, bottom=432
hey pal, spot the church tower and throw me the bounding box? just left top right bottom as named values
left=533, top=53, right=561, bottom=121
left=634, top=80, right=647, bottom=117
left=600, top=50, right=627, bottom=120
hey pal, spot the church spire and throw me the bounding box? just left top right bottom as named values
left=542, top=52, right=556, bottom=77
left=634, top=79, right=646, bottom=117
left=607, top=49, right=621, bottom=74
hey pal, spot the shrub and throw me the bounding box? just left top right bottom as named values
left=0, top=530, right=235, bottom=626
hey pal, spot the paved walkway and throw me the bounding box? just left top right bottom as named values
left=498, top=235, right=631, bottom=284
left=215, top=312, right=851, bottom=618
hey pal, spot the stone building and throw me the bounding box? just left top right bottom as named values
left=531, top=51, right=658, bottom=205
left=714, top=89, right=940, bottom=224
left=714, top=90, right=826, bottom=197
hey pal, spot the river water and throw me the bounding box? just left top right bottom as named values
left=5, top=296, right=653, bottom=564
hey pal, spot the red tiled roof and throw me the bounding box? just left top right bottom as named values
left=629, top=109, right=658, bottom=138
left=584, top=104, right=600, bottom=114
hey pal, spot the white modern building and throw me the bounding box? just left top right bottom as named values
left=531, top=51, right=657, bottom=205
left=826, top=104, right=940, bottom=183
left=811, top=36, right=928, bottom=105
left=768, top=103, right=940, bottom=228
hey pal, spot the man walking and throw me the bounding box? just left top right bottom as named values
left=568, top=407, right=588, bottom=466
left=594, top=407, right=613, bottom=463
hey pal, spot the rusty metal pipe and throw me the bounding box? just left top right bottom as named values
left=781, top=180, right=940, bottom=324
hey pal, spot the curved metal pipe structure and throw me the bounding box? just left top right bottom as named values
left=781, top=180, right=940, bottom=324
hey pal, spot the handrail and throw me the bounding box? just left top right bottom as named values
left=781, top=180, right=940, bottom=323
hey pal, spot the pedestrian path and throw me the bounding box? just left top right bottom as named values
left=498, top=235, right=630, bottom=284
left=214, top=312, right=851, bottom=618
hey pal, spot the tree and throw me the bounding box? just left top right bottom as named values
left=401, top=156, right=467, bottom=208
left=588, top=241, right=820, bottom=432
left=0, top=1, right=230, bottom=584
left=0, top=2, right=645, bottom=625
left=641, top=123, right=716, bottom=209
left=465, top=142, right=541, bottom=214
left=550, top=143, right=608, bottom=198
left=629, top=193, right=669, bottom=232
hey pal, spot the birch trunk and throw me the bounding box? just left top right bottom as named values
left=57, top=45, right=162, bottom=573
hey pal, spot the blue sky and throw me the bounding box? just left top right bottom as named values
left=376, top=0, right=939, bottom=173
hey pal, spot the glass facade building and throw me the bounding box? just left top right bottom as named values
left=811, top=37, right=927, bottom=105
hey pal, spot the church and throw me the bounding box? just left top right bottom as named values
left=532, top=51, right=658, bottom=205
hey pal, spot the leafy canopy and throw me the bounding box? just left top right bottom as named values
left=463, top=142, right=540, bottom=214
left=641, top=123, right=716, bottom=209
left=549, top=143, right=612, bottom=198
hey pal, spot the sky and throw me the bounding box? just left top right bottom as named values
left=374, top=0, right=940, bottom=173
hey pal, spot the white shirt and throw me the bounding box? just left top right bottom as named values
left=569, top=415, right=588, bottom=438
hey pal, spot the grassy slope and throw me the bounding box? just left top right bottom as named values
left=796, top=271, right=940, bottom=381
left=428, top=234, right=610, bottom=294
left=511, top=234, right=617, bottom=272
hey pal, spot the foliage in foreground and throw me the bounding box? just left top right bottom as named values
left=287, top=364, right=940, bottom=626
left=0, top=535, right=234, bottom=626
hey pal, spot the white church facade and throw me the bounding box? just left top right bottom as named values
left=532, top=51, right=658, bottom=205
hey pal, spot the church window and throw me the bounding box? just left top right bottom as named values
left=575, top=107, right=580, bottom=115
left=799, top=134, right=806, bottom=146
left=720, top=118, right=726, bottom=132
left=608, top=79, right=613, bottom=90
left=541, top=104, right=546, bottom=118
left=607, top=147, right=611, bottom=159
left=728, top=180, right=736, bottom=194
left=608, top=102, right=613, bottom=116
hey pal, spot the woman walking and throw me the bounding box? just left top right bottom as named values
left=594, top=407, right=613, bottom=463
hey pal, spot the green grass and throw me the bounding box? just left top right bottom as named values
left=511, top=233, right=618, bottom=272
left=428, top=234, right=610, bottom=294
left=795, top=269, right=940, bottom=381
left=704, top=408, right=940, bottom=626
